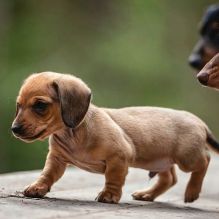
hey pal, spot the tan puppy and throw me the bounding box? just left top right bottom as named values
left=197, top=53, right=219, bottom=89
left=12, top=72, right=219, bottom=204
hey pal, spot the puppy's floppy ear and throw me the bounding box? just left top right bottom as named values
left=52, top=75, right=91, bottom=128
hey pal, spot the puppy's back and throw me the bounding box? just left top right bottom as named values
left=103, top=107, right=207, bottom=155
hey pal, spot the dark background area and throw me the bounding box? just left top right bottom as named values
left=0, top=0, right=218, bottom=173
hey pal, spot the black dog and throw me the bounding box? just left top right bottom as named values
left=189, top=4, right=219, bottom=71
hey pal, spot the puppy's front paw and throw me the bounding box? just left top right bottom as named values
left=95, top=190, right=121, bottom=204
left=23, top=182, right=50, bottom=198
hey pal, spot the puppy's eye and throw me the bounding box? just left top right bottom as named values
left=32, top=101, right=48, bottom=115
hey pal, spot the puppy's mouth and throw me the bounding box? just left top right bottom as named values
left=18, top=129, right=47, bottom=142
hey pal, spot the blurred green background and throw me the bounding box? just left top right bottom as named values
left=0, top=0, right=218, bottom=173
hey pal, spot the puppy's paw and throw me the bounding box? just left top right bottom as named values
left=95, top=190, right=121, bottom=204
left=184, top=187, right=200, bottom=203
left=132, top=190, right=155, bottom=202
left=23, top=182, right=50, bottom=198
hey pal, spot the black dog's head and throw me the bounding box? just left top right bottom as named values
left=189, top=4, right=219, bottom=71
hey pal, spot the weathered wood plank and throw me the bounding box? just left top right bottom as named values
left=0, top=155, right=219, bottom=218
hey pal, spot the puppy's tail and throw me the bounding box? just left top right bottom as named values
left=206, top=129, right=219, bottom=153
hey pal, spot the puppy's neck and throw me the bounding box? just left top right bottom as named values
left=52, top=104, right=97, bottom=146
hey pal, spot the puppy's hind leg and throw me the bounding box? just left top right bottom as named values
left=132, top=166, right=177, bottom=201
left=184, top=153, right=210, bottom=203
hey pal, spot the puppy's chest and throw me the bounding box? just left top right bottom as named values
left=70, top=149, right=106, bottom=174
left=54, top=137, right=106, bottom=174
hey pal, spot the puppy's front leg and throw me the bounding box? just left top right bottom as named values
left=96, top=156, right=128, bottom=204
left=23, top=151, right=66, bottom=198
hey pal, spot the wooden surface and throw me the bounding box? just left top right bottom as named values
left=0, top=155, right=219, bottom=219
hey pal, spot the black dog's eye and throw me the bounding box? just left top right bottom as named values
left=32, top=101, right=49, bottom=115
left=207, top=26, right=219, bottom=46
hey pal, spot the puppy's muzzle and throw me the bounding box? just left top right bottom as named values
left=12, top=124, right=47, bottom=141
left=197, top=72, right=209, bottom=85
left=11, top=123, right=25, bottom=136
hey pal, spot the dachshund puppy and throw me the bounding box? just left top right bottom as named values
left=197, top=53, right=219, bottom=89
left=12, top=72, right=219, bottom=203
left=189, top=4, right=219, bottom=71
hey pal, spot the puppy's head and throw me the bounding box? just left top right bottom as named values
left=11, top=72, right=91, bottom=142
left=197, top=53, right=219, bottom=89
left=189, top=4, right=219, bottom=71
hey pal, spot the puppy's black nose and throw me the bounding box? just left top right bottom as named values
left=197, top=72, right=209, bottom=85
left=11, top=124, right=24, bottom=135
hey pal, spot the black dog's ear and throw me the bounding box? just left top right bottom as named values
left=52, top=75, right=91, bottom=128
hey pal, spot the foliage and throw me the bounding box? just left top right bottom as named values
left=0, top=0, right=217, bottom=173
